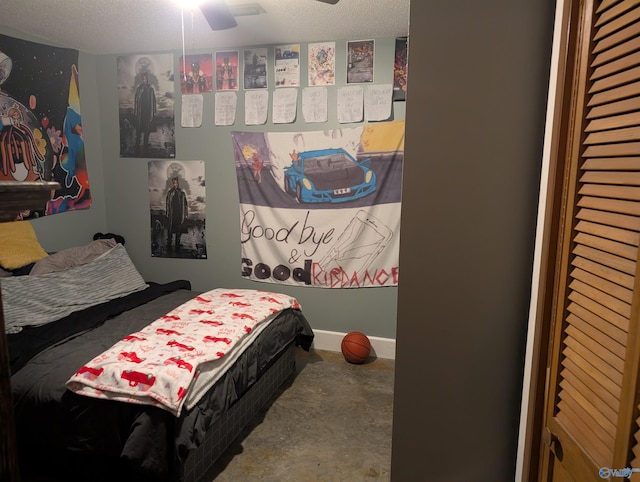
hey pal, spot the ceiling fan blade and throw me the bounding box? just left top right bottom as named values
left=315, top=0, right=340, bottom=4
left=200, top=1, right=238, bottom=30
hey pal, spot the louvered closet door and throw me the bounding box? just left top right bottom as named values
left=541, top=0, right=640, bottom=481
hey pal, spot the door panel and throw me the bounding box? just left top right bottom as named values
left=552, top=456, right=576, bottom=482
left=541, top=0, right=640, bottom=480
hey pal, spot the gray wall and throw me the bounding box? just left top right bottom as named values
left=97, top=37, right=403, bottom=339
left=391, top=1, right=554, bottom=481
left=0, top=25, right=404, bottom=340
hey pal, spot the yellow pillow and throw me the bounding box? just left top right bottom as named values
left=0, top=221, right=48, bottom=270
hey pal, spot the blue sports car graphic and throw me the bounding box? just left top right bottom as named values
left=283, top=148, right=376, bottom=203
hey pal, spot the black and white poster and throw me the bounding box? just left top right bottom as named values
left=148, top=160, right=206, bottom=259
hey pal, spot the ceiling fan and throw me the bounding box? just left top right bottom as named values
left=199, top=0, right=340, bottom=31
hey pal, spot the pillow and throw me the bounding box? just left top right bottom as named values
left=30, top=238, right=117, bottom=276
left=1, top=243, right=149, bottom=334
left=0, top=221, right=48, bottom=270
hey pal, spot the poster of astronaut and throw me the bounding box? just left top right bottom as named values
left=118, top=53, right=176, bottom=159
left=0, top=34, right=91, bottom=218
left=148, top=160, right=207, bottom=259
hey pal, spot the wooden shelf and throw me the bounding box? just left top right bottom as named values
left=0, top=181, right=60, bottom=482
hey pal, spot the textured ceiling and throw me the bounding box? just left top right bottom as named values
left=0, top=0, right=410, bottom=54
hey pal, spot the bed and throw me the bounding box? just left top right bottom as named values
left=1, top=231, right=314, bottom=482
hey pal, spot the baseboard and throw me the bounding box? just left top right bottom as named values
left=310, top=329, right=396, bottom=360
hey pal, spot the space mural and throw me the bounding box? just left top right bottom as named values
left=0, top=34, right=91, bottom=217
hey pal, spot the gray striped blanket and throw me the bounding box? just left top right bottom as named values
left=2, top=244, right=148, bottom=334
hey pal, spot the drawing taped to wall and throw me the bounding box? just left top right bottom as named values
left=148, top=160, right=207, bottom=259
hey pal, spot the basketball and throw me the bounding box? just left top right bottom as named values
left=341, top=331, right=372, bottom=364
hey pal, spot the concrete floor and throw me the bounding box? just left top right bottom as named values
left=208, top=348, right=396, bottom=482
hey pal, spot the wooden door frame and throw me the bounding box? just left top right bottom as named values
left=517, top=0, right=584, bottom=480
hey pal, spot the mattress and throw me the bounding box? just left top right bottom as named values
left=9, top=282, right=313, bottom=481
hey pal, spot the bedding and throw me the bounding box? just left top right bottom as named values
left=1, top=243, right=148, bottom=334
left=8, top=279, right=190, bottom=375
left=8, top=242, right=314, bottom=481
left=0, top=220, right=48, bottom=269
left=29, top=237, right=116, bottom=275
left=66, top=288, right=301, bottom=416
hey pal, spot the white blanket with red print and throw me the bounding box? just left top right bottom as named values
left=65, top=288, right=301, bottom=417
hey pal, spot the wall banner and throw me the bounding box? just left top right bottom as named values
left=0, top=34, right=91, bottom=218
left=232, top=121, right=404, bottom=288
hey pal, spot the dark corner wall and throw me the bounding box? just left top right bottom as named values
left=391, top=1, right=555, bottom=481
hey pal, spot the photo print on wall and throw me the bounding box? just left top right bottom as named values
left=148, top=160, right=207, bottom=259
left=243, top=47, right=268, bottom=90
left=215, top=50, right=239, bottom=91
left=274, top=44, right=300, bottom=87
left=393, top=37, right=408, bottom=101
left=346, top=40, right=374, bottom=84
left=308, top=42, right=335, bottom=86
left=118, top=53, right=176, bottom=159
left=179, top=53, right=213, bottom=95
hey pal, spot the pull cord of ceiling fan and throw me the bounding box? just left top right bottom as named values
left=181, top=8, right=197, bottom=83
left=181, top=7, right=187, bottom=82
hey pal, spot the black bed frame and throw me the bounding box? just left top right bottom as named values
left=0, top=181, right=61, bottom=482
left=180, top=342, right=296, bottom=482
left=10, top=280, right=311, bottom=482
